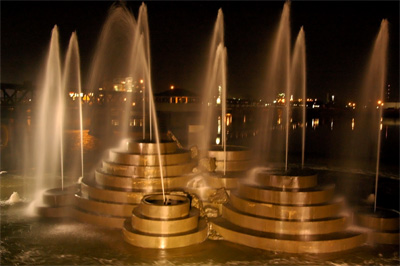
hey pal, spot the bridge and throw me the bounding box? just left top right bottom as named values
left=1, top=82, right=35, bottom=106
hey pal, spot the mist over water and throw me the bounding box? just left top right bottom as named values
left=1, top=2, right=398, bottom=265
left=338, top=20, right=389, bottom=173
left=33, top=26, right=63, bottom=195
left=253, top=2, right=291, bottom=168
left=198, top=9, right=227, bottom=156
left=63, top=32, right=83, bottom=183
left=290, top=27, right=307, bottom=167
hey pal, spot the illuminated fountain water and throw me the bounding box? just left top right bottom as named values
left=196, top=8, right=228, bottom=164
left=254, top=2, right=291, bottom=169
left=291, top=27, right=307, bottom=168
left=33, top=26, right=63, bottom=193
left=25, top=1, right=398, bottom=256
left=186, top=9, right=252, bottom=216
left=63, top=32, right=84, bottom=182
left=351, top=19, right=399, bottom=245
left=30, top=26, right=80, bottom=217
left=32, top=31, right=84, bottom=217
left=210, top=2, right=377, bottom=253
left=56, top=3, right=208, bottom=248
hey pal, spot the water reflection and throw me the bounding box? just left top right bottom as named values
left=311, top=118, right=319, bottom=129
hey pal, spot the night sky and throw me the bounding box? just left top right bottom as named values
left=1, top=1, right=399, bottom=102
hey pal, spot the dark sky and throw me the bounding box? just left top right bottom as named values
left=1, top=1, right=399, bottom=102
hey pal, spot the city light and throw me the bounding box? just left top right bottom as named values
left=170, top=85, right=174, bottom=90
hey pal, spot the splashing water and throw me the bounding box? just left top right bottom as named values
left=198, top=9, right=228, bottom=175
left=291, top=27, right=307, bottom=168
left=63, top=32, right=84, bottom=183
left=33, top=26, right=63, bottom=196
left=256, top=2, right=291, bottom=170
left=4, top=192, right=22, bottom=205
left=85, top=3, right=166, bottom=202
left=363, top=20, right=389, bottom=212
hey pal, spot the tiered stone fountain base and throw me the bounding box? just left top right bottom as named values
left=34, top=186, right=77, bottom=217
left=211, top=168, right=368, bottom=253
left=186, top=145, right=251, bottom=215
left=72, top=139, right=194, bottom=228
left=123, top=193, right=208, bottom=248
left=354, top=207, right=399, bottom=245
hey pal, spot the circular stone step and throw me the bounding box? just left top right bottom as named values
left=42, top=186, right=78, bottom=207
left=139, top=194, right=191, bottom=219
left=74, top=193, right=137, bottom=217
left=121, top=139, right=177, bottom=154
left=80, top=177, right=148, bottom=204
left=94, top=170, right=190, bottom=190
left=71, top=207, right=126, bottom=228
left=131, top=207, right=200, bottom=234
left=211, top=217, right=366, bottom=253
left=246, top=168, right=318, bottom=189
left=221, top=203, right=347, bottom=235
left=354, top=208, right=400, bottom=231
left=229, top=192, right=342, bottom=220
left=35, top=204, right=74, bottom=218
left=353, top=207, right=400, bottom=245
left=109, top=149, right=191, bottom=166
left=367, top=230, right=400, bottom=245
left=202, top=172, right=239, bottom=189
left=123, top=218, right=208, bottom=249
left=238, top=183, right=335, bottom=205
left=215, top=160, right=252, bottom=172
left=208, top=145, right=251, bottom=161
left=101, top=161, right=195, bottom=177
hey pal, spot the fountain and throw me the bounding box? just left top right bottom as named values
left=208, top=2, right=395, bottom=253
left=31, top=27, right=79, bottom=217
left=350, top=19, right=399, bottom=245
left=185, top=9, right=252, bottom=216
left=123, top=193, right=208, bottom=248
left=16, top=1, right=397, bottom=259
left=73, top=138, right=195, bottom=228
left=64, top=3, right=208, bottom=249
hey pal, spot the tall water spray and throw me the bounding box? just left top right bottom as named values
left=86, top=3, right=137, bottom=140
left=198, top=9, right=228, bottom=174
left=33, top=25, right=64, bottom=193
left=63, top=32, right=84, bottom=180
left=361, top=20, right=389, bottom=212
left=86, top=3, right=166, bottom=202
left=258, top=2, right=291, bottom=170
left=132, top=3, right=167, bottom=202
left=291, top=27, right=307, bottom=168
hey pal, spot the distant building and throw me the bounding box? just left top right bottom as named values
left=155, top=88, right=199, bottom=105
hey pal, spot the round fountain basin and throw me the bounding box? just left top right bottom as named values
left=140, top=194, right=190, bottom=219
left=208, top=145, right=251, bottom=161
left=42, top=185, right=78, bottom=207
left=354, top=207, right=400, bottom=231
left=353, top=207, right=400, bottom=244
left=253, top=168, right=318, bottom=189
left=122, top=139, right=177, bottom=154
left=109, top=148, right=191, bottom=166
left=131, top=207, right=200, bottom=234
